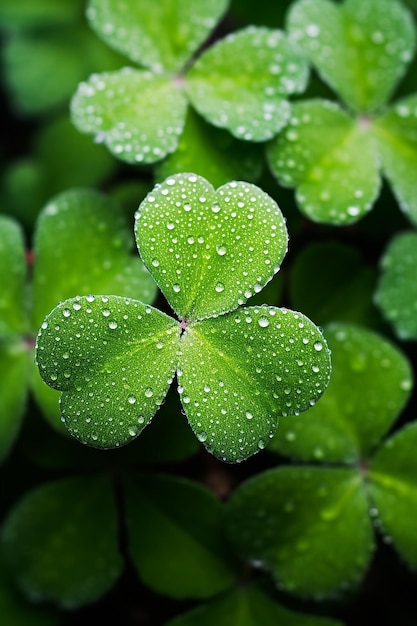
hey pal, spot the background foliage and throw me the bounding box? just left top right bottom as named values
left=1, top=0, right=417, bottom=624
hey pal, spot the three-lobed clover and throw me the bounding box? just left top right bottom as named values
left=267, top=0, right=417, bottom=225
left=70, top=0, right=309, bottom=164
left=35, top=173, right=331, bottom=463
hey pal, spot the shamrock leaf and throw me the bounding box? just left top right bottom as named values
left=225, top=323, right=414, bottom=597
left=267, top=0, right=417, bottom=225
left=36, top=173, right=331, bottom=463
left=288, top=0, right=415, bottom=113
left=71, top=0, right=309, bottom=163
left=1, top=475, right=122, bottom=608
left=374, top=230, right=417, bottom=340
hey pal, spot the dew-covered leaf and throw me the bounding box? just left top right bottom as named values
left=71, top=69, right=187, bottom=164
left=166, top=583, right=343, bottom=626
left=287, top=0, right=416, bottom=113
left=267, top=99, right=380, bottom=224
left=179, top=306, right=331, bottom=462
left=136, top=173, right=288, bottom=321
left=289, top=242, right=378, bottom=327
left=0, top=216, right=27, bottom=337
left=155, top=109, right=263, bottom=188
left=368, top=422, right=417, bottom=568
left=372, top=95, right=417, bottom=226
left=185, top=26, right=309, bottom=142
left=124, top=474, right=237, bottom=598
left=374, top=231, right=417, bottom=340
left=35, top=296, right=180, bottom=448
left=87, top=0, right=229, bottom=73
left=1, top=475, right=122, bottom=609
left=32, top=188, right=157, bottom=330
left=270, top=323, right=413, bottom=464
left=226, top=466, right=373, bottom=597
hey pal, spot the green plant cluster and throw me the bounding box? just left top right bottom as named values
left=1, top=0, right=417, bottom=625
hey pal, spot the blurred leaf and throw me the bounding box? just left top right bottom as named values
left=31, top=188, right=157, bottom=329
left=71, top=69, right=188, bottom=164
left=0, top=216, right=27, bottom=337
left=180, top=307, right=331, bottom=462
left=372, top=95, right=417, bottom=226
left=289, top=241, right=378, bottom=327
left=1, top=159, right=47, bottom=229
left=226, top=466, right=374, bottom=597
left=36, top=296, right=180, bottom=448
left=2, top=475, right=122, bottom=608
left=374, top=230, right=417, bottom=340
left=136, top=173, right=288, bottom=320
left=155, top=110, right=263, bottom=188
left=35, top=116, right=116, bottom=193
left=270, top=323, right=413, bottom=463
left=287, top=0, right=416, bottom=113
left=0, top=0, right=82, bottom=31
left=0, top=342, right=28, bottom=462
left=369, top=422, right=417, bottom=567
left=124, top=474, right=237, bottom=598
left=87, top=0, right=229, bottom=73
left=0, top=555, right=57, bottom=626
left=267, top=99, right=380, bottom=224
left=166, top=583, right=343, bottom=626
left=186, top=27, right=309, bottom=141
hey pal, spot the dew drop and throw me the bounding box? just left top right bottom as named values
left=215, top=282, right=225, bottom=293
left=258, top=316, right=269, bottom=328
left=151, top=258, right=160, bottom=267
left=129, top=426, right=138, bottom=437
left=173, top=284, right=181, bottom=293
left=314, top=341, right=323, bottom=351
left=245, top=411, right=253, bottom=420
left=144, top=387, right=153, bottom=398
left=108, top=321, right=118, bottom=329
left=128, top=395, right=136, bottom=404
left=197, top=431, right=207, bottom=442
left=216, top=244, right=227, bottom=256
left=62, top=309, right=71, bottom=318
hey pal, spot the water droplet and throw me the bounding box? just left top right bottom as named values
left=314, top=341, right=323, bottom=351
left=151, top=258, right=160, bottom=267
left=245, top=411, right=253, bottom=420
left=102, top=309, right=110, bottom=317
left=215, top=282, right=225, bottom=293
left=258, top=439, right=266, bottom=450
left=173, top=284, right=181, bottom=293
left=216, top=244, right=227, bottom=256
left=128, top=395, right=136, bottom=404
left=258, top=316, right=269, bottom=328
left=129, top=426, right=138, bottom=437
left=108, top=321, right=118, bottom=329
left=62, top=309, right=71, bottom=318
left=144, top=387, right=153, bottom=398
left=197, top=431, right=207, bottom=442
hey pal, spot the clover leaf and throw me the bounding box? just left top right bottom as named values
left=226, top=323, right=414, bottom=597
left=35, top=173, right=331, bottom=463
left=0, top=189, right=156, bottom=462
left=267, top=0, right=417, bottom=225
left=70, top=0, right=309, bottom=164
left=374, top=231, right=417, bottom=341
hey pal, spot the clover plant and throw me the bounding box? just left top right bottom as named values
left=35, top=173, right=331, bottom=462
left=267, top=0, right=417, bottom=225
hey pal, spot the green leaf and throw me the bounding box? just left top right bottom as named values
left=270, top=323, right=413, bottom=464
left=32, top=188, right=157, bottom=330
left=136, top=173, right=288, bottom=321
left=124, top=474, right=237, bottom=598
left=289, top=241, right=378, bottom=327
left=71, top=69, right=188, bottom=164
left=226, top=466, right=374, bottom=597
left=186, top=26, right=309, bottom=141
left=372, top=95, right=417, bottom=226
left=369, top=422, right=417, bottom=568
left=1, top=475, right=122, bottom=609
left=35, top=115, right=116, bottom=194
left=155, top=109, right=263, bottom=188
left=87, top=0, right=229, bottom=73
left=0, top=216, right=27, bottom=337
left=35, top=296, right=180, bottom=448
left=374, top=231, right=417, bottom=340
left=0, top=342, right=28, bottom=462
left=0, top=554, right=57, bottom=626
left=287, top=0, right=416, bottom=113
left=0, top=0, right=82, bottom=31
left=179, top=306, right=331, bottom=462
left=267, top=99, right=380, bottom=224
left=166, top=583, right=343, bottom=626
